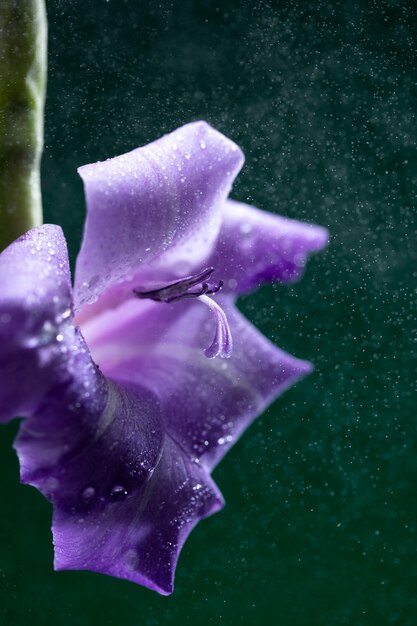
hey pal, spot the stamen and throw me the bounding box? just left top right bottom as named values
left=133, top=268, right=232, bottom=358
left=198, top=295, right=233, bottom=359
left=133, top=268, right=222, bottom=303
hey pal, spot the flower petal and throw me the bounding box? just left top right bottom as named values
left=210, top=199, right=329, bottom=294
left=0, top=225, right=73, bottom=422
left=74, top=121, right=244, bottom=312
left=52, top=431, right=223, bottom=595
left=15, top=363, right=223, bottom=595
left=2, top=227, right=225, bottom=594
left=83, top=295, right=311, bottom=472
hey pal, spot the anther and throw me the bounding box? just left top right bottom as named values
left=133, top=268, right=223, bottom=303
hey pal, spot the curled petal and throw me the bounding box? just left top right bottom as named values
left=210, top=199, right=329, bottom=294
left=74, top=121, right=244, bottom=314
left=52, top=433, right=223, bottom=595
left=0, top=225, right=73, bottom=422
left=15, top=339, right=223, bottom=595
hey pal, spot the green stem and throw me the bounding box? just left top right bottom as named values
left=0, top=0, right=47, bottom=252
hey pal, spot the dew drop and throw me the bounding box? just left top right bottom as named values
left=240, top=222, right=253, bottom=234
left=110, top=485, right=128, bottom=501
left=125, top=548, right=139, bottom=570
left=217, top=435, right=233, bottom=445
left=81, top=486, right=95, bottom=503
left=45, top=477, right=59, bottom=492
left=294, top=252, right=306, bottom=267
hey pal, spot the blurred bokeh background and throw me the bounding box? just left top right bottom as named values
left=1, top=0, right=416, bottom=624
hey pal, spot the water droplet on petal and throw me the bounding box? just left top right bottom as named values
left=240, top=222, right=252, bottom=234
left=110, top=485, right=128, bottom=501
left=45, top=477, right=60, bottom=492
left=81, top=486, right=95, bottom=503
left=217, top=435, right=233, bottom=445
left=294, top=253, right=306, bottom=267
left=125, top=548, right=139, bottom=570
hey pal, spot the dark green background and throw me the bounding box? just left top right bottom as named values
left=1, top=0, right=416, bottom=623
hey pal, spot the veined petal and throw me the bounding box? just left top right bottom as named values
left=0, top=225, right=73, bottom=422
left=15, top=363, right=223, bottom=595
left=83, top=295, right=311, bottom=472
left=210, top=199, right=329, bottom=294
left=74, top=121, right=244, bottom=313
left=2, top=226, right=225, bottom=594
left=52, top=431, right=223, bottom=595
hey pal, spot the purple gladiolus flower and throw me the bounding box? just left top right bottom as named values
left=0, top=122, right=328, bottom=594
